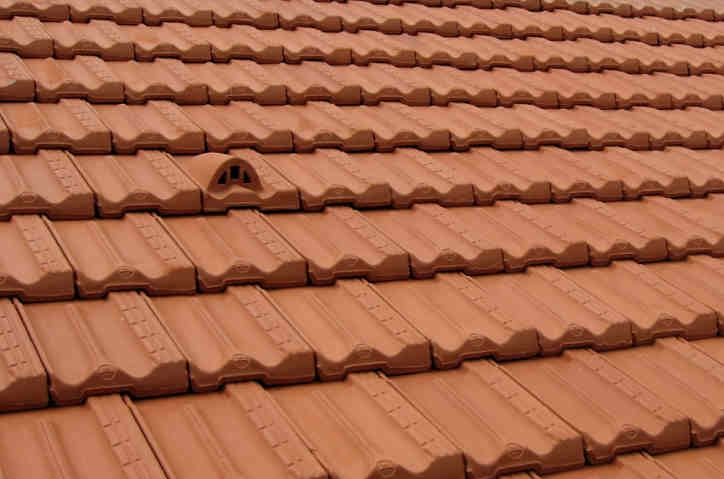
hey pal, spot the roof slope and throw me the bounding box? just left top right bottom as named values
left=1, top=0, right=724, bottom=478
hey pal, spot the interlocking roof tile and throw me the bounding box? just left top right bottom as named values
left=557, top=260, right=718, bottom=342
left=0, top=215, right=74, bottom=302
left=270, top=372, right=465, bottom=479
left=268, top=279, right=431, bottom=379
left=0, top=17, right=53, bottom=57
left=24, top=56, right=124, bottom=102
left=70, top=151, right=202, bottom=216
left=66, top=0, right=143, bottom=24
left=106, top=58, right=207, bottom=104
left=604, top=337, right=724, bottom=446
left=506, top=452, right=675, bottom=478
left=0, top=53, right=34, bottom=101
left=0, top=150, right=94, bottom=219
left=18, top=291, right=188, bottom=404
left=391, top=362, right=586, bottom=478
left=0, top=394, right=167, bottom=479
left=0, top=99, right=111, bottom=153
left=146, top=287, right=315, bottom=390
left=372, top=273, right=541, bottom=365
left=266, top=206, right=410, bottom=284
left=120, top=22, right=211, bottom=61
left=0, top=298, right=47, bottom=412
left=653, top=444, right=724, bottom=478
left=503, top=348, right=691, bottom=463
left=161, top=210, right=307, bottom=290
left=128, top=382, right=328, bottom=479
left=0, top=0, right=69, bottom=21
left=94, top=101, right=205, bottom=154
left=48, top=213, right=196, bottom=297
left=365, top=204, right=505, bottom=277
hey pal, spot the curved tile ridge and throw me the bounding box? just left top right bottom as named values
left=1, top=19, right=723, bottom=76
left=6, top=100, right=724, bottom=155
left=8, top=56, right=724, bottom=112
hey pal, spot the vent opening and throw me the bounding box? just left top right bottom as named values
left=218, top=172, right=227, bottom=185
left=230, top=165, right=240, bottom=180
left=243, top=171, right=252, bottom=184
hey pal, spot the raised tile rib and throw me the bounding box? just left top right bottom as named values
left=0, top=150, right=94, bottom=220
left=0, top=53, right=34, bottom=101
left=71, top=151, right=202, bottom=216
left=561, top=261, right=718, bottom=343
left=161, top=210, right=307, bottom=290
left=473, top=267, right=632, bottom=354
left=0, top=215, right=73, bottom=302
left=271, top=372, right=465, bottom=479
left=128, top=382, right=326, bottom=479
left=0, top=100, right=110, bottom=153
left=24, top=56, right=123, bottom=103
left=0, top=299, right=47, bottom=412
left=19, top=291, right=187, bottom=404
left=147, top=287, right=314, bottom=390
left=0, top=394, right=166, bottom=479
left=269, top=279, right=430, bottom=379
left=365, top=204, right=504, bottom=277
left=604, top=337, right=724, bottom=446
left=267, top=206, right=410, bottom=284
left=94, top=101, right=205, bottom=154
left=176, top=149, right=299, bottom=212
left=373, top=273, right=539, bottom=366
left=503, top=349, right=691, bottom=464
left=391, top=362, right=585, bottom=478
left=48, top=213, right=196, bottom=297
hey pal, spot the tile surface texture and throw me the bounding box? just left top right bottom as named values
left=1, top=2, right=724, bottom=479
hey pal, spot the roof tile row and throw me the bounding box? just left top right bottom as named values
left=4, top=255, right=724, bottom=408
left=4, top=0, right=724, bottom=47
left=336, top=0, right=724, bottom=21
left=3, top=194, right=724, bottom=300
left=3, top=100, right=724, bottom=155
left=5, top=55, right=724, bottom=111
left=2, top=18, right=722, bottom=75
left=6, top=336, right=724, bottom=478
left=4, top=146, right=724, bottom=219
left=3, top=0, right=722, bottom=22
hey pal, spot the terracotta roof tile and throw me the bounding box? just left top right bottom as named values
left=0, top=298, right=48, bottom=412
left=162, top=210, right=307, bottom=290
left=146, top=287, right=315, bottom=390
left=390, top=362, right=585, bottom=478
left=0, top=0, right=69, bottom=21
left=128, top=383, right=328, bottom=479
left=503, top=348, right=691, bottom=463
left=372, top=273, right=540, bottom=365
left=0, top=100, right=111, bottom=154
left=18, top=291, right=188, bottom=404
left=70, top=151, right=202, bottom=216
left=0, top=53, right=34, bottom=101
left=0, top=150, right=94, bottom=219
left=270, top=372, right=465, bottom=478
left=24, top=56, right=124, bottom=103
left=604, top=337, right=724, bottom=446
left=66, top=0, right=143, bottom=24
left=0, top=17, right=53, bottom=57
left=0, top=394, right=167, bottom=478
left=266, top=206, right=410, bottom=284
left=653, top=444, right=724, bottom=478
left=0, top=215, right=74, bottom=302
left=107, top=58, right=207, bottom=104
left=48, top=213, right=196, bottom=297
left=269, top=279, right=430, bottom=379
left=558, top=260, right=718, bottom=342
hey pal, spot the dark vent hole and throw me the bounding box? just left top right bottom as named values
left=243, top=171, right=252, bottom=183
left=218, top=172, right=227, bottom=185
left=230, top=165, right=240, bottom=180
